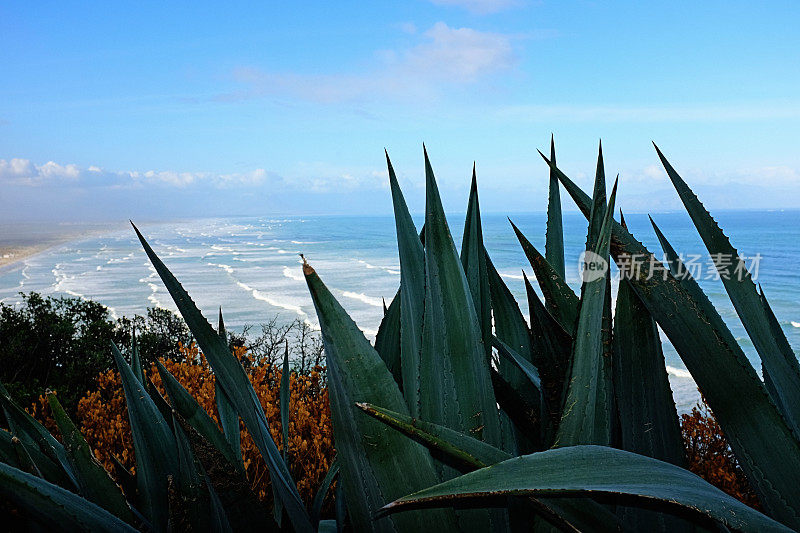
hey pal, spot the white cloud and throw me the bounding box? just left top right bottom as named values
left=220, top=23, right=517, bottom=104
left=429, top=0, right=523, bottom=15
left=0, top=158, right=387, bottom=193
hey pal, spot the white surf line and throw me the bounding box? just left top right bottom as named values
left=207, top=261, right=319, bottom=330
left=666, top=366, right=693, bottom=379
left=792, top=321, right=800, bottom=328
left=356, top=259, right=400, bottom=276
left=341, top=291, right=384, bottom=308
left=282, top=266, right=305, bottom=282
left=139, top=263, right=168, bottom=309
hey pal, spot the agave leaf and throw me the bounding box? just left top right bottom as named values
left=613, top=281, right=688, bottom=532
left=110, top=454, right=137, bottom=503
left=656, top=145, right=800, bottom=438
left=131, top=330, right=144, bottom=385
left=304, top=261, right=459, bottom=533
left=0, top=387, right=78, bottom=489
left=0, top=462, right=138, bottom=532
left=612, top=282, right=684, bottom=465
left=155, top=361, right=242, bottom=472
left=555, top=179, right=617, bottom=447
left=46, top=393, right=134, bottom=523
left=111, top=342, right=177, bottom=531
left=357, top=403, right=510, bottom=471
left=523, top=272, right=571, bottom=428
left=491, top=368, right=541, bottom=441
left=358, top=403, right=619, bottom=532
left=545, top=134, right=566, bottom=279
left=0, top=429, right=22, bottom=469
left=492, top=337, right=542, bottom=391
left=172, top=412, right=270, bottom=531
left=460, top=164, right=493, bottom=360
left=758, top=287, right=799, bottom=425
left=12, top=436, right=44, bottom=478
left=510, top=220, right=579, bottom=333
left=381, top=445, right=790, bottom=533
left=215, top=309, right=242, bottom=467
left=374, top=289, right=402, bottom=388
left=206, top=473, right=233, bottom=533
left=386, top=150, right=425, bottom=417
left=311, top=457, right=339, bottom=529
left=171, top=415, right=208, bottom=530
left=542, top=152, right=800, bottom=527
left=132, top=223, right=312, bottom=533
left=420, top=147, right=501, bottom=447
left=486, top=254, right=535, bottom=367
left=274, top=341, right=292, bottom=527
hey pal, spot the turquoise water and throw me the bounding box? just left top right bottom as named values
left=1, top=210, right=798, bottom=411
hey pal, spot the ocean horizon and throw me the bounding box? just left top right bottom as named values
left=2, top=209, right=799, bottom=413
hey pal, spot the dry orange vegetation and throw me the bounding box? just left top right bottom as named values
left=34, top=343, right=334, bottom=506
left=680, top=402, right=760, bottom=509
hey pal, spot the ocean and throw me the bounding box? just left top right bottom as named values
left=2, top=210, right=799, bottom=412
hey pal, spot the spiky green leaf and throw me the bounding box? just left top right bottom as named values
left=386, top=151, right=425, bottom=417
left=656, top=145, right=800, bottom=438
left=111, top=342, right=177, bottom=530
left=303, top=261, right=458, bottom=533
left=545, top=134, right=565, bottom=279
left=131, top=223, right=312, bottom=533
left=155, top=361, right=242, bottom=471
left=555, top=179, right=617, bottom=447
left=510, top=220, right=579, bottom=333
left=460, top=165, right=493, bottom=360
left=420, top=147, right=501, bottom=448
left=374, top=289, right=402, bottom=388
left=543, top=153, right=800, bottom=528
left=215, top=309, right=242, bottom=462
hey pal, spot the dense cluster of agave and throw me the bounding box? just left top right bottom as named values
left=0, top=139, right=799, bottom=532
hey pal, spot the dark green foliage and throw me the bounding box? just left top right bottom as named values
left=0, top=293, right=123, bottom=412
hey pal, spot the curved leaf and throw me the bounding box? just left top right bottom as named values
left=0, top=462, right=138, bottom=532
left=358, top=403, right=620, bottom=532
left=381, top=446, right=790, bottom=533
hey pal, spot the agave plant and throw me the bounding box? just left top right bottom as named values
left=0, top=139, right=797, bottom=533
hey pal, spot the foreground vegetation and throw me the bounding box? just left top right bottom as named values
left=0, top=140, right=798, bottom=531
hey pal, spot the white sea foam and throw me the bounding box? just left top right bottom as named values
left=501, top=272, right=525, bottom=281
left=207, top=263, right=234, bottom=274
left=666, top=366, right=693, bottom=379
left=792, top=321, right=800, bottom=328
left=234, top=280, right=309, bottom=318
left=282, top=266, right=305, bottom=282
left=342, top=291, right=384, bottom=308
left=357, top=259, right=400, bottom=276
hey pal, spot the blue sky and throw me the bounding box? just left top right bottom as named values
left=1, top=1, right=799, bottom=221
